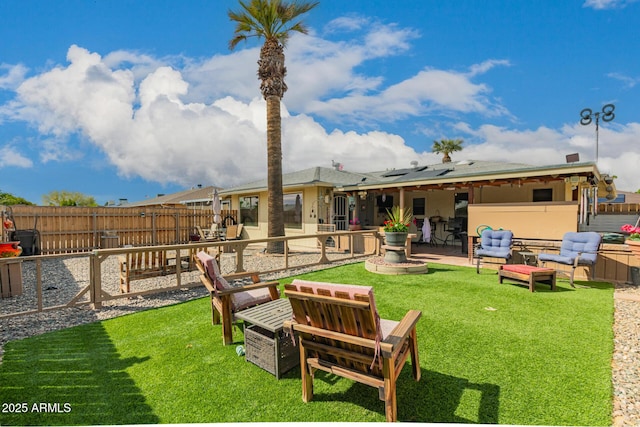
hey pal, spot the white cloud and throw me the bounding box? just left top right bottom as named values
left=608, top=72, right=640, bottom=88
left=0, top=20, right=637, bottom=196
left=453, top=121, right=640, bottom=192
left=583, top=0, right=638, bottom=9
left=304, top=64, right=511, bottom=124
left=0, top=145, right=33, bottom=168
left=0, top=64, right=28, bottom=90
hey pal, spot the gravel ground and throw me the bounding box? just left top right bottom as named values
left=611, top=283, right=640, bottom=427
left=1, top=252, right=639, bottom=426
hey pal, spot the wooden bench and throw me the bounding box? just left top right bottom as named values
left=118, top=249, right=194, bottom=293
left=498, top=264, right=556, bottom=292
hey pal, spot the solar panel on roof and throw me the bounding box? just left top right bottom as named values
left=381, top=166, right=428, bottom=177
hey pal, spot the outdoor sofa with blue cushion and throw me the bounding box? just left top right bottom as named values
left=538, top=231, right=601, bottom=287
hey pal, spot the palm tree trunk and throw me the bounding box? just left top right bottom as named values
left=266, top=95, right=285, bottom=254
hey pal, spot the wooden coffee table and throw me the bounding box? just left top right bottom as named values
left=498, top=264, right=556, bottom=292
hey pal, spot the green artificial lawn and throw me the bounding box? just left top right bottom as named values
left=0, top=262, right=614, bottom=425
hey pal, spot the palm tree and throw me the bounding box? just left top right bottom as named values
left=229, top=0, right=318, bottom=253
left=432, top=138, right=463, bottom=163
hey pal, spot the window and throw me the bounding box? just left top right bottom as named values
left=283, top=193, right=303, bottom=229
left=412, top=198, right=425, bottom=216
left=240, top=196, right=258, bottom=226
left=533, top=188, right=553, bottom=202
left=376, top=195, right=393, bottom=213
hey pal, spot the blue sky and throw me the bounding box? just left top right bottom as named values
left=1, top=0, right=639, bottom=205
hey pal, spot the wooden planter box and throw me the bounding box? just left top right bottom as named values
left=0, top=260, right=23, bottom=298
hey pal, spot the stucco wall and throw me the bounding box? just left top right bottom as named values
left=468, top=202, right=578, bottom=240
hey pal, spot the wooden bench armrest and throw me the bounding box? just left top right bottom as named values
left=284, top=322, right=378, bottom=349
left=285, top=310, right=421, bottom=355
left=223, top=271, right=261, bottom=283
left=214, top=280, right=280, bottom=296
left=199, top=274, right=279, bottom=295
left=380, top=310, right=421, bottom=358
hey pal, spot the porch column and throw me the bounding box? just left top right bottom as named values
left=399, top=187, right=405, bottom=216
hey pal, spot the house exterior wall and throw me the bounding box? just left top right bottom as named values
left=232, top=186, right=332, bottom=248
left=227, top=174, right=584, bottom=248
left=473, top=181, right=567, bottom=203
left=468, top=202, right=579, bottom=240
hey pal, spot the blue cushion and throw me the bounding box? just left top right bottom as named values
left=478, top=229, right=513, bottom=259
left=477, top=248, right=510, bottom=258
left=540, top=232, right=601, bottom=266
left=538, top=253, right=574, bottom=264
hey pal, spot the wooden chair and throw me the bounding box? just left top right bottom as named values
left=283, top=279, right=421, bottom=422
left=225, top=224, right=243, bottom=240
left=196, top=225, right=220, bottom=241
left=194, top=251, right=280, bottom=345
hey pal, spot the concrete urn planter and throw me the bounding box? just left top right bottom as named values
left=384, top=232, right=408, bottom=247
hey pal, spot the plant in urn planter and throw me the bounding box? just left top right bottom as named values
left=349, top=217, right=361, bottom=231
left=621, top=223, right=640, bottom=260
left=383, top=206, right=413, bottom=246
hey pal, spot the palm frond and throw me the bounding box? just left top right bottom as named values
left=228, top=0, right=318, bottom=49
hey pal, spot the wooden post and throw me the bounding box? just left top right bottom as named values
left=90, top=252, right=103, bottom=309
left=36, top=259, right=43, bottom=311
left=0, top=259, right=23, bottom=298
left=317, top=235, right=329, bottom=264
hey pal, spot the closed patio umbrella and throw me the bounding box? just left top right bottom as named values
left=212, top=189, right=222, bottom=226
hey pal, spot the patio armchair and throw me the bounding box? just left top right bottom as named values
left=283, top=279, right=421, bottom=422
left=475, top=229, right=514, bottom=274
left=194, top=251, right=280, bottom=345
left=538, top=231, right=602, bottom=287
left=196, top=225, right=220, bottom=241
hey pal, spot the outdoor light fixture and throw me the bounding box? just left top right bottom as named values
left=580, top=104, right=615, bottom=163
left=358, top=191, right=367, bottom=200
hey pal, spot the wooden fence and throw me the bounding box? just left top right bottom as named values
left=0, top=230, right=381, bottom=319
left=1, top=205, right=237, bottom=254
left=598, top=203, right=640, bottom=213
